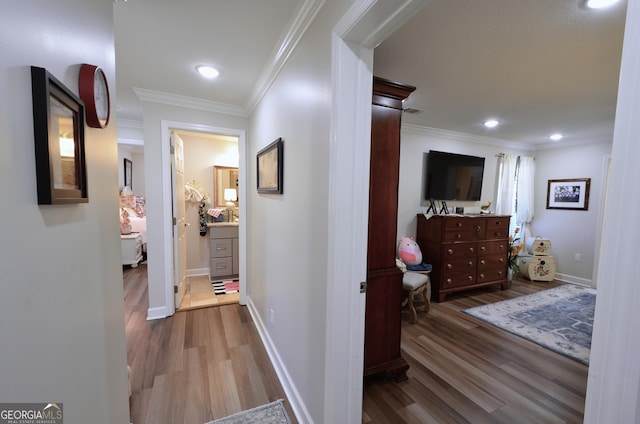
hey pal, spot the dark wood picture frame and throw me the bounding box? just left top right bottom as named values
left=31, top=66, right=88, bottom=204
left=546, top=178, right=591, bottom=210
left=257, top=138, right=283, bottom=194
left=124, top=158, right=133, bottom=189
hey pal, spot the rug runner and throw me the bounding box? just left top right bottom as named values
left=212, top=280, right=239, bottom=295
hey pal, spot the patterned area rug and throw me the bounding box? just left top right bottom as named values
left=212, top=280, right=239, bottom=295
left=463, top=284, right=595, bottom=365
left=205, top=400, right=291, bottom=424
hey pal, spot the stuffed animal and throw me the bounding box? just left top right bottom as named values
left=397, top=237, right=423, bottom=265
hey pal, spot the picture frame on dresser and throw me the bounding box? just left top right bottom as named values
left=546, top=178, right=590, bottom=210
left=257, top=138, right=283, bottom=194
left=31, top=66, right=88, bottom=204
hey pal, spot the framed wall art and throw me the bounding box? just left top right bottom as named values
left=124, top=158, right=132, bottom=189
left=546, top=178, right=590, bottom=210
left=257, top=138, right=283, bottom=194
left=31, top=66, right=88, bottom=204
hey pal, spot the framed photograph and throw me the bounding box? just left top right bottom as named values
left=31, top=66, right=88, bottom=204
left=124, top=158, right=133, bottom=189
left=546, top=178, right=591, bottom=210
left=257, top=138, right=283, bottom=194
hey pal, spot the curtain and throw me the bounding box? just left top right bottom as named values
left=495, top=154, right=518, bottom=215
left=516, top=156, right=535, bottom=246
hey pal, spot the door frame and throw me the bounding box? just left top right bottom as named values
left=160, top=120, right=247, bottom=311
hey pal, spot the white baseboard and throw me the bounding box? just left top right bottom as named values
left=554, top=273, right=593, bottom=288
left=245, top=297, right=313, bottom=424
left=147, top=306, right=170, bottom=320
left=187, top=268, right=209, bottom=277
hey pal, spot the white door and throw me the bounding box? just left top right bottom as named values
left=172, top=132, right=187, bottom=308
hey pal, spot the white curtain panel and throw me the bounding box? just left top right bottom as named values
left=516, top=156, right=535, bottom=246
left=495, top=154, right=518, bottom=215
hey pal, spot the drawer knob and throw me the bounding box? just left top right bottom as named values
left=457, top=222, right=463, bottom=227
left=456, top=233, right=462, bottom=239
left=499, top=258, right=504, bottom=263
left=499, top=244, right=504, bottom=250
left=447, top=264, right=453, bottom=269
left=446, top=278, right=453, bottom=285
left=495, top=232, right=501, bottom=237
left=468, top=261, right=473, bottom=267
left=469, top=247, right=474, bottom=253
left=480, top=246, right=486, bottom=251
left=498, top=270, right=503, bottom=276
left=479, top=273, right=484, bottom=279
left=480, top=260, right=485, bottom=265
left=468, top=275, right=473, bottom=280
left=448, top=249, right=454, bottom=255
left=476, top=226, right=481, bottom=233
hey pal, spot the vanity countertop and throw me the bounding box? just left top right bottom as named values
left=207, top=222, right=239, bottom=228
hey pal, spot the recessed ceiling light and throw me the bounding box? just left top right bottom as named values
left=484, top=119, right=499, bottom=128
left=585, top=0, right=619, bottom=9
left=550, top=133, right=563, bottom=141
left=195, top=65, right=220, bottom=79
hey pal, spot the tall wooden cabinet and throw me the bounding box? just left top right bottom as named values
left=364, top=77, right=415, bottom=382
left=416, top=214, right=511, bottom=302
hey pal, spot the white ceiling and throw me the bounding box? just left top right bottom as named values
left=114, top=0, right=627, bottom=149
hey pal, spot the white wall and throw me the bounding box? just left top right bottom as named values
left=180, top=132, right=238, bottom=273
left=398, top=125, right=530, bottom=237
left=140, top=102, right=248, bottom=318
left=0, top=2, right=129, bottom=423
left=533, top=142, right=612, bottom=285
left=399, top=125, right=612, bottom=285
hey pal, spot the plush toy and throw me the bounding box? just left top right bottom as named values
left=397, top=237, right=423, bottom=265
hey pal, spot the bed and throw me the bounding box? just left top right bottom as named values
left=120, top=194, right=147, bottom=244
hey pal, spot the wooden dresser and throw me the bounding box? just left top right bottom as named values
left=416, top=214, right=510, bottom=302
left=364, top=77, right=415, bottom=382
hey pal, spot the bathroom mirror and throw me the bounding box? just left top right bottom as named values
left=213, top=166, right=239, bottom=208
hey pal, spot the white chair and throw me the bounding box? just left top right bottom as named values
left=396, top=259, right=431, bottom=323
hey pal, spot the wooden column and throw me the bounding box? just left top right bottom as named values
left=364, top=77, right=415, bottom=382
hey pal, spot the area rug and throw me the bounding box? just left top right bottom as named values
left=463, top=284, right=595, bottom=365
left=205, top=399, right=291, bottom=424
left=212, top=280, right=239, bottom=295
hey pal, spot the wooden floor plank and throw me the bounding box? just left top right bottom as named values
left=123, top=264, right=296, bottom=423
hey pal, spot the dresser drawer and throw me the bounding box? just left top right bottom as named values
left=442, top=273, right=476, bottom=288
left=211, top=239, right=233, bottom=258
left=211, top=257, right=233, bottom=277
left=442, top=242, right=477, bottom=258
left=443, top=230, right=472, bottom=242
left=477, top=267, right=507, bottom=283
left=486, top=218, right=509, bottom=239
left=209, top=226, right=239, bottom=239
left=478, top=253, right=507, bottom=271
left=478, top=240, right=508, bottom=255
left=442, top=257, right=476, bottom=275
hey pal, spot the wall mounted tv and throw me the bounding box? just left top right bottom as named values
left=425, top=150, right=485, bottom=201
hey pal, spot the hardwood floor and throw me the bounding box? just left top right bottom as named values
left=124, top=265, right=587, bottom=423
left=363, top=277, right=589, bottom=423
left=177, top=275, right=239, bottom=311
left=123, top=264, right=296, bottom=424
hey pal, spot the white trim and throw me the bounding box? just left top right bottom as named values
left=117, top=138, right=144, bottom=146
left=591, top=154, right=611, bottom=289
left=325, top=1, right=430, bottom=422
left=553, top=273, right=593, bottom=287
left=186, top=268, right=209, bottom=277
left=134, top=87, right=247, bottom=117
left=245, top=296, right=312, bottom=423
left=118, top=118, right=143, bottom=130
left=244, top=0, right=326, bottom=114
left=146, top=306, right=170, bottom=321
left=159, top=120, right=248, bottom=314
left=402, top=123, right=534, bottom=151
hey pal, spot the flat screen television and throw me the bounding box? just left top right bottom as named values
left=425, top=151, right=485, bottom=201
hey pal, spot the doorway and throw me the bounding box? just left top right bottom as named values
left=172, top=128, right=242, bottom=311
left=158, top=120, right=247, bottom=314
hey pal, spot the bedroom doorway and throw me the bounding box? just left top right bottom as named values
left=161, top=121, right=247, bottom=313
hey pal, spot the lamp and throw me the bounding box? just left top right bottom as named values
left=224, top=188, right=237, bottom=222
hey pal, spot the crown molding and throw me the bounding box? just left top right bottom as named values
left=133, top=87, right=247, bottom=117
left=244, top=0, right=326, bottom=114
left=117, top=118, right=143, bottom=130
left=402, top=123, right=535, bottom=151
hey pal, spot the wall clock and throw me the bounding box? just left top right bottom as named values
left=79, top=64, right=111, bottom=128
